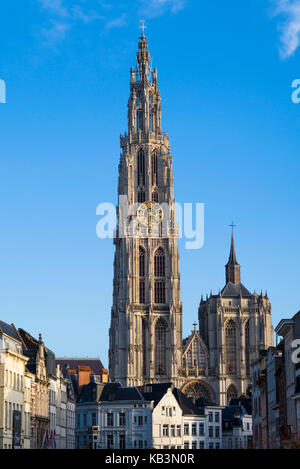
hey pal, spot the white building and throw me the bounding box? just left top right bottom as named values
left=76, top=382, right=223, bottom=449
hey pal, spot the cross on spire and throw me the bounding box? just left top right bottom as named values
left=140, top=19, right=146, bottom=36
left=229, top=221, right=236, bottom=233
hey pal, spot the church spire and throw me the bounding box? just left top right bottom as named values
left=225, top=232, right=241, bottom=284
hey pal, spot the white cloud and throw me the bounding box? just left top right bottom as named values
left=105, top=13, right=127, bottom=31
left=38, top=0, right=68, bottom=17
left=41, top=20, right=70, bottom=44
left=139, top=0, right=186, bottom=18
left=272, top=0, right=300, bottom=58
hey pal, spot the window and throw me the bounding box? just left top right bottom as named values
left=226, top=320, right=237, bottom=375
left=92, top=413, right=97, bottom=426
left=176, top=425, right=181, bottom=437
left=151, top=151, right=158, bottom=186
left=142, top=319, right=147, bottom=376
left=107, top=435, right=114, bottom=449
left=137, top=110, right=143, bottom=133
left=215, top=412, right=219, bottom=423
left=199, top=440, right=205, bottom=449
left=163, top=425, right=169, bottom=436
left=138, top=415, right=143, bottom=426
left=138, top=441, right=143, bottom=448
left=170, top=425, right=175, bottom=437
left=215, top=442, right=220, bottom=449
left=192, top=423, right=197, bottom=436
left=215, top=426, right=220, bottom=438
left=154, top=247, right=165, bottom=277
left=107, top=413, right=113, bottom=426
left=184, top=424, right=189, bottom=436
left=245, top=320, right=250, bottom=375
left=139, top=247, right=146, bottom=304
left=227, top=384, right=238, bottom=404
left=138, top=190, right=145, bottom=203
left=192, top=441, right=197, bottom=449
left=209, top=426, right=213, bottom=438
left=199, top=423, right=204, bottom=436
left=137, top=149, right=145, bottom=186
left=208, top=411, right=213, bottom=422
left=184, top=442, right=189, bottom=449
left=119, top=434, right=126, bottom=449
left=119, top=413, right=126, bottom=426
left=155, top=318, right=167, bottom=375
left=209, top=442, right=214, bottom=449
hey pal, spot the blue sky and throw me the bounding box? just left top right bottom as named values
left=0, top=0, right=299, bottom=366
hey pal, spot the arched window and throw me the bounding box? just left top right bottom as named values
left=139, top=247, right=145, bottom=304
left=142, top=319, right=147, bottom=376
left=137, top=109, right=143, bottom=132
left=152, top=191, right=158, bottom=202
left=225, top=320, right=237, bottom=375
left=227, top=384, right=238, bottom=404
left=138, top=190, right=145, bottom=203
left=154, top=247, right=165, bottom=277
left=155, top=318, right=167, bottom=375
left=151, top=151, right=158, bottom=186
left=245, top=320, right=250, bottom=375
left=137, top=149, right=145, bottom=186
left=149, top=111, right=153, bottom=132
left=154, top=248, right=165, bottom=303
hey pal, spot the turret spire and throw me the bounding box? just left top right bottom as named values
left=225, top=231, right=241, bottom=284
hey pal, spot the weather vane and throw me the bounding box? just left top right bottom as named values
left=140, top=19, right=146, bottom=35
left=229, top=221, right=236, bottom=233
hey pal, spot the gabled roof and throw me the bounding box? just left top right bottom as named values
left=138, top=383, right=173, bottom=407
left=0, top=320, right=20, bottom=342
left=173, top=388, right=203, bottom=416
left=221, top=282, right=252, bottom=298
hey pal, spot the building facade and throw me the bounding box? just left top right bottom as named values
left=0, top=321, right=31, bottom=449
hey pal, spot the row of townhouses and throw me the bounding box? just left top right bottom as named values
left=75, top=381, right=252, bottom=449
left=0, top=320, right=79, bottom=449
left=0, top=318, right=253, bottom=449
left=252, top=310, right=300, bottom=448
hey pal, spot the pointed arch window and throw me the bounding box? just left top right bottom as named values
left=225, top=320, right=237, bottom=375
left=152, top=191, right=158, bottom=202
left=142, top=319, right=147, bottom=376
left=137, top=109, right=143, bottom=132
left=227, top=384, right=238, bottom=404
left=151, top=151, right=158, bottom=186
left=245, top=321, right=250, bottom=376
left=138, top=190, right=145, bottom=203
left=154, top=247, right=165, bottom=303
left=137, top=149, right=145, bottom=186
left=154, top=247, right=165, bottom=277
left=139, top=247, right=145, bottom=304
left=155, top=318, right=167, bottom=375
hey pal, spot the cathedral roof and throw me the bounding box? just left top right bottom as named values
left=221, top=282, right=252, bottom=298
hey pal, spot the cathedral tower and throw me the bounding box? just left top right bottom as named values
left=109, top=32, right=183, bottom=387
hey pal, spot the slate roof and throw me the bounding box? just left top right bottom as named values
left=173, top=388, right=203, bottom=416
left=221, top=282, right=252, bottom=298
left=0, top=321, right=20, bottom=342
left=138, top=383, right=173, bottom=407
left=56, top=358, right=105, bottom=373
left=222, top=404, right=248, bottom=431
left=228, top=396, right=252, bottom=415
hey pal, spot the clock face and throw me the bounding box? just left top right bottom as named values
left=137, top=201, right=163, bottom=228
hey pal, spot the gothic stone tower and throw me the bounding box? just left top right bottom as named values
left=197, top=233, right=273, bottom=405
left=109, top=33, right=183, bottom=387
